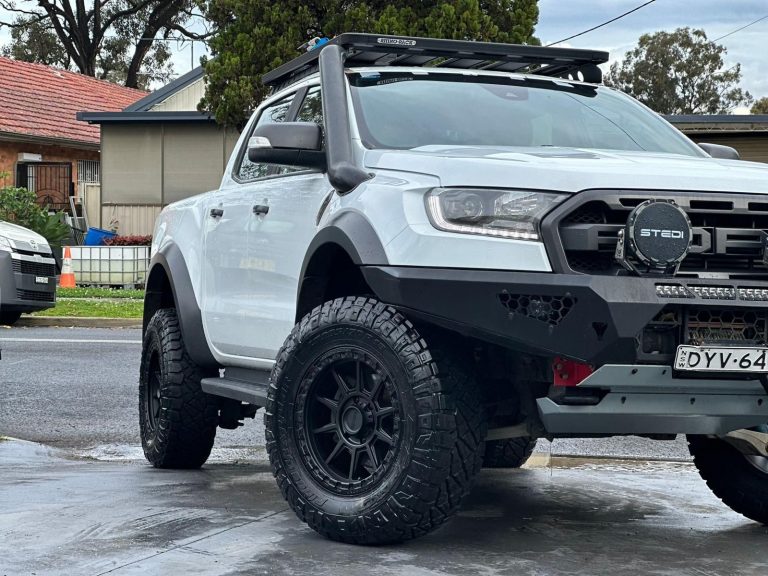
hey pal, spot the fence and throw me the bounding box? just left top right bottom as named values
left=70, top=246, right=150, bottom=287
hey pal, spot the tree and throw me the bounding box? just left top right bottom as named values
left=751, top=97, right=768, bottom=115
left=0, top=1, right=208, bottom=89
left=198, top=0, right=540, bottom=127
left=605, top=28, right=752, bottom=115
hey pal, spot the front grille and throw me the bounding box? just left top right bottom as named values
left=12, top=259, right=56, bottom=277
left=16, top=289, right=55, bottom=302
left=639, top=307, right=768, bottom=360
left=556, top=192, right=768, bottom=279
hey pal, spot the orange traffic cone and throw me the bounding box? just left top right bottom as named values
left=60, top=246, right=76, bottom=288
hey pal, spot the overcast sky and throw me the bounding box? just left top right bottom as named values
left=1, top=1, right=767, bottom=107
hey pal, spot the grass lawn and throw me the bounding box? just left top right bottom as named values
left=32, top=298, right=144, bottom=318
left=57, top=287, right=144, bottom=300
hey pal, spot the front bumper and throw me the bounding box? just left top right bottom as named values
left=0, top=251, right=56, bottom=312
left=362, top=266, right=768, bottom=365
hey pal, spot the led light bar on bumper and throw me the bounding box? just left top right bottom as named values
left=656, top=283, right=768, bottom=301
left=425, top=188, right=568, bottom=241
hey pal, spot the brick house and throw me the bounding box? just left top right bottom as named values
left=0, top=57, right=146, bottom=212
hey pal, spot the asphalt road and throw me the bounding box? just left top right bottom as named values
left=0, top=325, right=690, bottom=460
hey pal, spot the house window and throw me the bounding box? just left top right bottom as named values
left=77, top=159, right=100, bottom=200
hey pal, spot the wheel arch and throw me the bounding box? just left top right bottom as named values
left=143, top=243, right=219, bottom=368
left=296, top=214, right=388, bottom=322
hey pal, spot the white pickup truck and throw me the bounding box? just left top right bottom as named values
left=140, top=34, right=768, bottom=545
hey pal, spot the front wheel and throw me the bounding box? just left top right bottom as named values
left=0, top=311, right=22, bottom=326
left=266, top=297, right=487, bottom=544
left=688, top=433, right=768, bottom=524
left=483, top=437, right=537, bottom=468
left=140, top=308, right=219, bottom=469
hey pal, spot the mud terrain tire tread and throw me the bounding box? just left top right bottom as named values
left=140, top=308, right=219, bottom=469
left=266, top=296, right=486, bottom=544
left=688, top=434, right=768, bottom=524
left=483, top=437, right=537, bottom=468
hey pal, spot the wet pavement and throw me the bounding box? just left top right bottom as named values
left=2, top=438, right=766, bottom=576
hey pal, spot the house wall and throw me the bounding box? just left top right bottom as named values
left=683, top=133, right=768, bottom=163
left=99, top=122, right=240, bottom=235
left=0, top=139, right=99, bottom=188
left=150, top=78, right=206, bottom=112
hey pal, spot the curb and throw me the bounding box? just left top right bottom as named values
left=16, top=316, right=142, bottom=329
left=522, top=452, right=692, bottom=469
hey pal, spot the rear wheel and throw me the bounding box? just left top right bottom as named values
left=688, top=433, right=768, bottom=524
left=483, top=437, right=537, bottom=468
left=140, top=308, right=219, bottom=469
left=266, top=297, right=486, bottom=544
left=0, top=311, right=22, bottom=326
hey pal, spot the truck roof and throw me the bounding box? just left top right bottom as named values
left=262, top=33, right=609, bottom=93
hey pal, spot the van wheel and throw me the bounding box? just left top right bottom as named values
left=483, top=437, right=537, bottom=468
left=140, top=308, right=219, bottom=469
left=266, top=297, right=486, bottom=545
left=689, top=434, right=768, bottom=524
left=0, top=311, right=21, bottom=326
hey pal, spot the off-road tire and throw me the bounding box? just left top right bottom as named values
left=0, top=311, right=22, bottom=326
left=140, top=308, right=219, bottom=469
left=483, top=437, right=537, bottom=468
left=266, top=296, right=486, bottom=545
left=688, top=434, right=768, bottom=524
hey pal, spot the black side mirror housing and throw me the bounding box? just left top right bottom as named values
left=248, top=122, right=326, bottom=170
left=699, top=142, right=741, bottom=160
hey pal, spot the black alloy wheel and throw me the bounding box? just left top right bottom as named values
left=302, top=349, right=400, bottom=492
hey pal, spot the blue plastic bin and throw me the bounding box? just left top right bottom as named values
left=84, top=227, right=117, bottom=246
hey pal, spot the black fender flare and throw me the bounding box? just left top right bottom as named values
left=144, top=243, right=219, bottom=368
left=297, top=212, right=389, bottom=314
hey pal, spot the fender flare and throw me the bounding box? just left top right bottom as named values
left=299, top=211, right=388, bottom=280
left=144, top=243, right=219, bottom=368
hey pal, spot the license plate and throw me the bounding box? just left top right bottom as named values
left=35, top=276, right=49, bottom=285
left=675, top=345, right=768, bottom=373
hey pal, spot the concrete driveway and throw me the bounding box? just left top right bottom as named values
left=2, top=438, right=766, bottom=576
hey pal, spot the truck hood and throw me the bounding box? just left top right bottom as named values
left=364, top=146, right=768, bottom=194
left=0, top=220, right=50, bottom=251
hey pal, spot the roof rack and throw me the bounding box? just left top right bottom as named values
left=263, top=33, right=609, bottom=92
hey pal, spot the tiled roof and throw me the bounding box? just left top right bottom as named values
left=0, top=57, right=147, bottom=146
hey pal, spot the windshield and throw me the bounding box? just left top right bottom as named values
left=348, top=71, right=703, bottom=157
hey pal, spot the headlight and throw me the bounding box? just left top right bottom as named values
left=425, top=188, right=568, bottom=241
left=0, top=236, right=12, bottom=252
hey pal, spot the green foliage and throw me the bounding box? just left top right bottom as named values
left=198, top=0, right=540, bottom=127
left=58, top=287, right=145, bottom=300
left=0, top=186, right=70, bottom=248
left=605, top=28, right=752, bottom=115
left=751, top=97, right=768, bottom=115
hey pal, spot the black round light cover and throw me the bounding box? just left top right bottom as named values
left=626, top=200, right=692, bottom=267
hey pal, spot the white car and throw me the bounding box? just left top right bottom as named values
left=0, top=220, right=56, bottom=325
left=140, top=34, right=768, bottom=544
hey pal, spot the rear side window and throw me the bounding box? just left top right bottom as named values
left=236, top=94, right=295, bottom=181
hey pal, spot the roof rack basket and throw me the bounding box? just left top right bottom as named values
left=263, top=33, right=609, bottom=92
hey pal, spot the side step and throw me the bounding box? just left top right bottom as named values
left=200, top=367, right=271, bottom=407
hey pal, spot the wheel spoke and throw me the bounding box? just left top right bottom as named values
left=312, top=422, right=336, bottom=435
left=354, top=361, right=363, bottom=392
left=368, top=373, right=383, bottom=401
left=376, top=406, right=395, bottom=418
left=365, top=444, right=379, bottom=470
left=375, top=429, right=394, bottom=446
left=316, top=396, right=339, bottom=411
left=348, top=446, right=360, bottom=480
left=331, top=368, right=351, bottom=395
left=325, top=439, right=345, bottom=465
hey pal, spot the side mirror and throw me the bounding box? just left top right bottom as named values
left=248, top=122, right=326, bottom=170
left=699, top=142, right=741, bottom=160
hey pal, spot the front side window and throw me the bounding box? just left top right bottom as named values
left=236, top=94, right=295, bottom=181
left=348, top=72, right=703, bottom=157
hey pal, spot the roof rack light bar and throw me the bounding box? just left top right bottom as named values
left=263, top=33, right=609, bottom=90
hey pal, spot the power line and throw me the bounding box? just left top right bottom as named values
left=712, top=14, right=768, bottom=42
left=546, top=0, right=657, bottom=47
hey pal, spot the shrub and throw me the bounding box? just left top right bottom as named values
left=104, top=235, right=153, bottom=246
left=0, top=186, right=70, bottom=248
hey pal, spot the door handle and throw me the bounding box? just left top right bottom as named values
left=210, top=208, right=224, bottom=218
left=253, top=205, right=270, bottom=216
